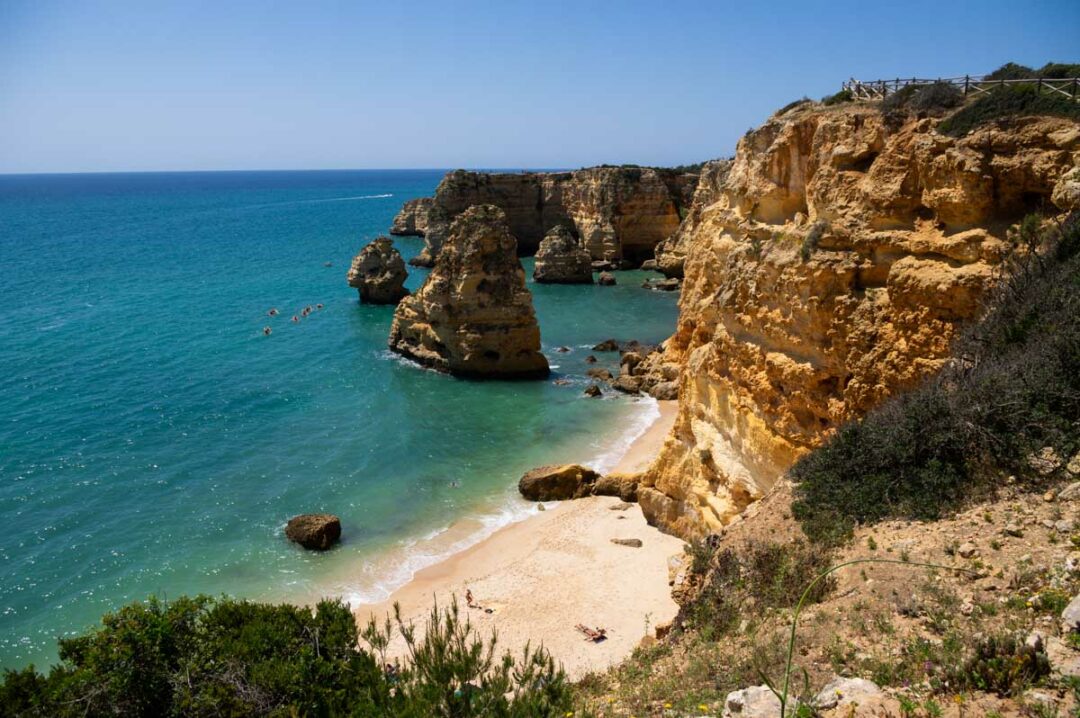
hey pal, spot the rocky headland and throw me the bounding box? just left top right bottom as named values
left=631, top=103, right=1080, bottom=539
left=389, top=166, right=698, bottom=266
left=346, top=236, right=409, bottom=304
left=387, top=204, right=549, bottom=378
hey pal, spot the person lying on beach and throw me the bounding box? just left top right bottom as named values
left=466, top=589, right=477, bottom=608
left=575, top=624, right=607, bottom=642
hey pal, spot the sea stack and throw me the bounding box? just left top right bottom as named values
left=347, top=236, right=409, bottom=304
left=388, top=204, right=550, bottom=378
left=533, top=225, right=594, bottom=284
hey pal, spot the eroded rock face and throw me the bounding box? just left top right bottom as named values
left=388, top=167, right=693, bottom=264
left=407, top=203, right=451, bottom=268
left=390, top=197, right=434, bottom=236
left=655, top=159, right=733, bottom=278
left=388, top=205, right=549, bottom=378
left=347, top=236, right=409, bottom=304
left=285, top=514, right=341, bottom=551
left=640, top=105, right=1080, bottom=539
left=533, top=225, right=594, bottom=283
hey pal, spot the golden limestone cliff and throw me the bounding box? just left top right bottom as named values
left=388, top=205, right=549, bottom=379
left=638, top=103, right=1080, bottom=539
left=390, top=167, right=696, bottom=266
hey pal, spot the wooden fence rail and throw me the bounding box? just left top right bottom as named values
left=841, top=75, right=1080, bottom=102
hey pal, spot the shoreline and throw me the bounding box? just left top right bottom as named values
left=353, top=400, right=681, bottom=679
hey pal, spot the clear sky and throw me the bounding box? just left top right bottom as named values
left=1, top=0, right=1077, bottom=174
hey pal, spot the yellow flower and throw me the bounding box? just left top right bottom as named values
left=699, top=705, right=709, bottom=712
left=664, top=703, right=672, bottom=709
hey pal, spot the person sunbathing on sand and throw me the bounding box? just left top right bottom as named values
left=466, top=589, right=477, bottom=608
left=575, top=624, right=607, bottom=642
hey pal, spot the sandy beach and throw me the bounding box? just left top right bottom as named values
left=355, top=400, right=682, bottom=679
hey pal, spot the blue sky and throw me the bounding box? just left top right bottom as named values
left=1, top=0, right=1077, bottom=173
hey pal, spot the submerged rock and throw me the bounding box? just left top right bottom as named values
left=533, top=225, right=594, bottom=284
left=285, top=514, right=341, bottom=551
left=597, top=271, right=617, bottom=286
left=642, top=277, right=680, bottom=291
left=347, top=236, right=409, bottom=304
left=388, top=205, right=549, bottom=378
left=518, top=464, right=600, bottom=501
left=584, top=383, right=602, bottom=397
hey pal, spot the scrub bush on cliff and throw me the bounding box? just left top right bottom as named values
left=0, top=595, right=572, bottom=717
left=792, top=212, right=1080, bottom=545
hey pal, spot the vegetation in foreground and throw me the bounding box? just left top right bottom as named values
left=0, top=597, right=571, bottom=717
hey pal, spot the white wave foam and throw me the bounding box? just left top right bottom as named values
left=587, top=395, right=660, bottom=473
left=342, top=499, right=540, bottom=605
left=299, top=193, right=393, bottom=203
left=334, top=395, right=662, bottom=606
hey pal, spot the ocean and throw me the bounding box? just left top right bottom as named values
left=0, top=170, right=678, bottom=669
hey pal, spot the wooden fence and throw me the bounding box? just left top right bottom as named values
left=842, top=75, right=1080, bottom=102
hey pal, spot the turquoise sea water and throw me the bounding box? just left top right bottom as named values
left=0, top=170, right=679, bottom=669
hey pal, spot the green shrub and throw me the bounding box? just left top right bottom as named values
left=882, top=82, right=963, bottom=115
left=776, top=97, right=812, bottom=116
left=792, top=213, right=1080, bottom=545
left=1035, top=62, right=1080, bottom=78
left=985, top=62, right=1036, bottom=81
left=0, top=596, right=571, bottom=717
left=986, top=62, right=1080, bottom=80
left=909, top=82, right=963, bottom=112
left=950, top=634, right=1050, bottom=696
left=821, top=88, right=853, bottom=106
left=938, top=84, right=1080, bottom=136
left=686, top=541, right=833, bottom=635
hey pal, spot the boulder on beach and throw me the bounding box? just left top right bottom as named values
left=593, top=472, right=639, bottom=502
left=285, top=514, right=341, bottom=551
left=518, top=464, right=600, bottom=501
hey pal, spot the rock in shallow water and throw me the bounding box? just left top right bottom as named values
left=388, top=205, right=549, bottom=378
left=346, top=236, right=409, bottom=304
left=285, top=514, right=341, bottom=551
left=597, top=271, right=617, bottom=286
left=533, top=225, right=593, bottom=284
